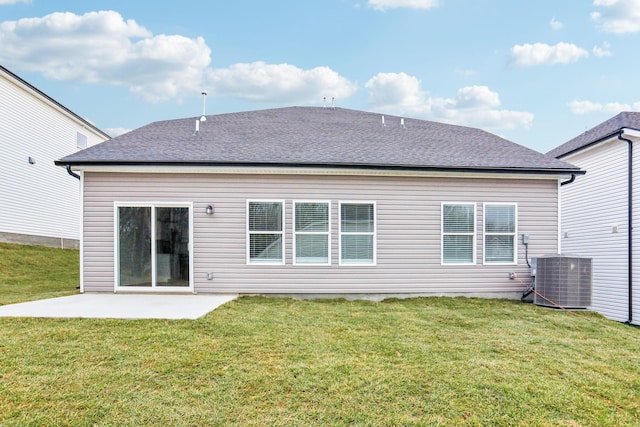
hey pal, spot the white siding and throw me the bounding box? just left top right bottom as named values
left=561, top=139, right=630, bottom=322
left=83, top=172, right=558, bottom=295
left=633, top=140, right=640, bottom=325
left=0, top=71, right=108, bottom=241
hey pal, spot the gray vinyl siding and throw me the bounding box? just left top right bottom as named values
left=560, top=139, right=631, bottom=323
left=82, top=172, right=558, bottom=295
left=0, top=71, right=108, bottom=241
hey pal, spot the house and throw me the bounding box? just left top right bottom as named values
left=548, top=112, right=640, bottom=325
left=55, top=106, right=580, bottom=296
left=0, top=65, right=110, bottom=248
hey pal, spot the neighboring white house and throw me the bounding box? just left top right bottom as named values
left=548, top=112, right=640, bottom=325
left=0, top=65, right=110, bottom=248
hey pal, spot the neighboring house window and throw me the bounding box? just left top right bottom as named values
left=340, top=202, right=376, bottom=265
left=247, top=200, right=284, bottom=264
left=442, top=203, right=476, bottom=264
left=484, top=203, right=517, bottom=264
left=294, top=201, right=330, bottom=265
left=76, top=132, right=87, bottom=149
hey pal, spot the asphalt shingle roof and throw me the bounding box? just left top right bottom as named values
left=58, top=106, right=579, bottom=173
left=548, top=111, right=640, bottom=159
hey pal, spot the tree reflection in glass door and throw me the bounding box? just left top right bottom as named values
left=118, top=207, right=152, bottom=286
left=155, top=207, right=189, bottom=287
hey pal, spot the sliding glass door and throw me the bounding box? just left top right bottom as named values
left=116, top=203, right=192, bottom=290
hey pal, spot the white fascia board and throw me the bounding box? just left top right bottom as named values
left=562, top=128, right=640, bottom=161
left=560, top=134, right=624, bottom=160
left=622, top=128, right=640, bottom=140
left=70, top=164, right=570, bottom=181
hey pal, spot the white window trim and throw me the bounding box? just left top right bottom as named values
left=293, top=200, right=331, bottom=266
left=246, top=199, right=285, bottom=265
left=441, top=202, right=477, bottom=266
left=114, top=201, right=194, bottom=293
left=483, top=202, right=518, bottom=265
left=338, top=201, right=377, bottom=266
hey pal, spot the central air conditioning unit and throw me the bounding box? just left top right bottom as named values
left=533, top=255, right=592, bottom=309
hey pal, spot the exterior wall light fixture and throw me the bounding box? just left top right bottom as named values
left=205, top=205, right=214, bottom=215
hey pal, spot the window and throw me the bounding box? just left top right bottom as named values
left=247, top=201, right=284, bottom=264
left=484, top=203, right=517, bottom=264
left=442, top=203, right=476, bottom=264
left=294, top=201, right=330, bottom=265
left=76, top=132, right=88, bottom=149
left=115, top=203, right=191, bottom=289
left=340, top=202, right=375, bottom=265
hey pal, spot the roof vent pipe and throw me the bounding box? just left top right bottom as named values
left=381, top=115, right=386, bottom=127
left=323, top=96, right=326, bottom=108
left=200, top=90, right=207, bottom=122
left=331, top=97, right=335, bottom=108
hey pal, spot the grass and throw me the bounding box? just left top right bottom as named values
left=0, top=242, right=79, bottom=305
left=1, top=243, right=639, bottom=426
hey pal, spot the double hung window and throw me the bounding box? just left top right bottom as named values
left=294, top=201, right=330, bottom=265
left=247, top=201, right=284, bottom=264
left=484, top=203, right=517, bottom=264
left=340, top=202, right=376, bottom=265
left=441, top=203, right=476, bottom=264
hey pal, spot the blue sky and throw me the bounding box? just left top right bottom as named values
left=1, top=0, right=639, bottom=153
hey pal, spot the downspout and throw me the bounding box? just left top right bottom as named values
left=65, top=164, right=82, bottom=292
left=66, top=165, right=80, bottom=180
left=560, top=174, right=576, bottom=186
left=618, top=131, right=633, bottom=325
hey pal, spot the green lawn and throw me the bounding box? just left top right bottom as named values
left=0, top=242, right=79, bottom=305
left=1, top=243, right=639, bottom=426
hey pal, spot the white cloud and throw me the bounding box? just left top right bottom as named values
left=550, top=17, right=564, bottom=30
left=0, top=11, right=357, bottom=106
left=567, top=100, right=604, bottom=115
left=365, top=72, right=533, bottom=131
left=569, top=100, right=640, bottom=114
left=0, top=10, right=211, bottom=102
left=365, top=72, right=425, bottom=110
left=592, top=0, right=640, bottom=33
left=454, top=68, right=476, bottom=77
left=368, top=0, right=438, bottom=11
left=592, top=41, right=613, bottom=57
left=509, top=42, right=589, bottom=67
left=0, top=0, right=30, bottom=4
left=205, top=62, right=357, bottom=104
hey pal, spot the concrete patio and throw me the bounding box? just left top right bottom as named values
left=0, top=293, right=238, bottom=320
